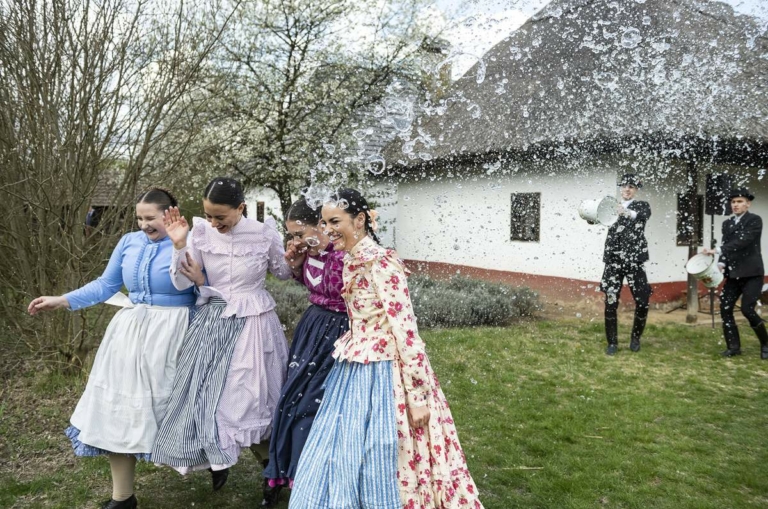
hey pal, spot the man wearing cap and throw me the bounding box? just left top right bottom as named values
left=601, top=173, right=652, bottom=355
left=702, top=188, right=767, bottom=358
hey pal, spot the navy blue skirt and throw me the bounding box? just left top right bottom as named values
left=263, top=304, right=349, bottom=482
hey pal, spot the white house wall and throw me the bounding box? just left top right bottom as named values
left=245, top=187, right=284, bottom=224
left=393, top=156, right=768, bottom=286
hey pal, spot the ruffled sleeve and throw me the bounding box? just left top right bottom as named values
left=265, top=217, right=291, bottom=280
left=370, top=252, right=433, bottom=408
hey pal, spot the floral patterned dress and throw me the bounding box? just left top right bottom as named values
left=290, top=235, right=483, bottom=509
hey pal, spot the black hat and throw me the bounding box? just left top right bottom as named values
left=618, top=173, right=643, bottom=189
left=729, top=187, right=754, bottom=201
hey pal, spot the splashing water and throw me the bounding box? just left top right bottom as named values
left=303, top=184, right=334, bottom=209
left=594, top=70, right=619, bottom=90
left=366, top=154, right=386, bottom=175
left=621, top=28, right=643, bottom=48
left=435, top=52, right=486, bottom=84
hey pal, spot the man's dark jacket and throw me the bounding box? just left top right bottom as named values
left=603, top=200, right=651, bottom=265
left=720, top=211, right=764, bottom=279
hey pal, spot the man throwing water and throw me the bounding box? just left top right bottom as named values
left=601, top=174, right=652, bottom=355
left=702, top=188, right=767, bottom=358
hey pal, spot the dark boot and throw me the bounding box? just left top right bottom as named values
left=605, top=315, right=618, bottom=355
left=752, top=322, right=768, bottom=359
left=101, top=495, right=137, bottom=509
left=630, top=312, right=647, bottom=352
left=261, top=460, right=283, bottom=507
left=208, top=467, right=229, bottom=491
left=722, top=324, right=742, bottom=357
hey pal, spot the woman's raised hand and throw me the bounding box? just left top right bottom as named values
left=284, top=239, right=307, bottom=273
left=28, top=296, right=69, bottom=315
left=164, top=206, right=189, bottom=249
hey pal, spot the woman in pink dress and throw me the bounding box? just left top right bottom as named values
left=289, top=188, right=483, bottom=509
left=151, top=177, right=292, bottom=494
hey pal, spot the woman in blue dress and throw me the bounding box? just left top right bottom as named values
left=262, top=198, right=349, bottom=506
left=28, top=188, right=196, bottom=509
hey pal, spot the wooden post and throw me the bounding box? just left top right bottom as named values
left=686, top=161, right=699, bottom=323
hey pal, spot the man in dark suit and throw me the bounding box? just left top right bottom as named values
left=601, top=174, right=652, bottom=355
left=702, top=188, right=767, bottom=358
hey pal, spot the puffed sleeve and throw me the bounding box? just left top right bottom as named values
left=170, top=230, right=204, bottom=290
left=64, top=234, right=128, bottom=311
left=371, top=253, right=433, bottom=408
left=265, top=217, right=291, bottom=280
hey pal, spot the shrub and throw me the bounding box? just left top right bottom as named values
left=265, top=276, right=309, bottom=333
left=265, top=273, right=540, bottom=332
left=408, top=274, right=540, bottom=328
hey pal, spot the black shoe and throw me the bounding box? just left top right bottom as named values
left=208, top=467, right=229, bottom=491
left=605, top=344, right=618, bottom=356
left=721, top=348, right=742, bottom=357
left=261, top=482, right=283, bottom=507
left=761, top=346, right=768, bottom=360
left=101, top=495, right=137, bottom=509
left=630, top=339, right=641, bottom=352
left=260, top=459, right=284, bottom=507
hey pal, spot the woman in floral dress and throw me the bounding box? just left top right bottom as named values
left=289, top=188, right=483, bottom=509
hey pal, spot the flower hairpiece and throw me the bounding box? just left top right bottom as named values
left=368, top=209, right=379, bottom=232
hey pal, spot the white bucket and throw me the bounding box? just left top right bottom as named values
left=578, top=196, right=619, bottom=226
left=685, top=254, right=724, bottom=288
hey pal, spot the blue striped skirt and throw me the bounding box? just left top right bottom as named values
left=151, top=298, right=245, bottom=469
left=289, top=360, right=400, bottom=509
left=264, top=304, right=349, bottom=483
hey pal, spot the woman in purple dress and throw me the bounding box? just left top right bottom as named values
left=151, top=177, right=292, bottom=492
left=261, top=198, right=348, bottom=506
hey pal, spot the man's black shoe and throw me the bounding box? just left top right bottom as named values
left=629, top=339, right=641, bottom=352
left=721, top=348, right=742, bottom=357
left=605, top=344, right=618, bottom=356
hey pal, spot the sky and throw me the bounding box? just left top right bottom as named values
left=432, top=0, right=768, bottom=78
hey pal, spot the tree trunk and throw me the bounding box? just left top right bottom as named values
left=277, top=185, right=294, bottom=219
left=686, top=161, right=699, bottom=323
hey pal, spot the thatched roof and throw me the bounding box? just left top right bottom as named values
left=385, top=0, right=768, bottom=168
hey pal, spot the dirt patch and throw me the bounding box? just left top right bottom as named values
left=540, top=299, right=756, bottom=328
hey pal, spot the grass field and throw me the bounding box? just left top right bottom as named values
left=2, top=318, right=768, bottom=508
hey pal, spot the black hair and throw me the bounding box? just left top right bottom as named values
left=136, top=187, right=178, bottom=211
left=329, top=188, right=380, bottom=244
left=286, top=197, right=321, bottom=226
left=204, top=177, right=248, bottom=217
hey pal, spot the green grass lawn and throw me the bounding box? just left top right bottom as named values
left=2, top=319, right=768, bottom=508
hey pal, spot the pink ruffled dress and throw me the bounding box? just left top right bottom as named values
left=151, top=216, right=292, bottom=472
